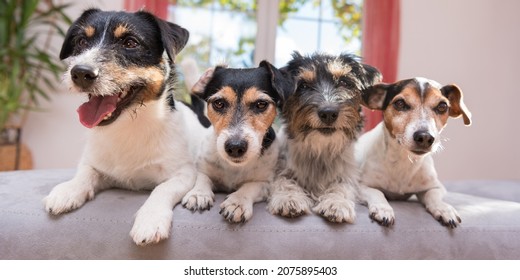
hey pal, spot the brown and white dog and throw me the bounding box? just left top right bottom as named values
left=43, top=9, right=204, bottom=245
left=268, top=52, right=381, bottom=223
left=182, top=62, right=293, bottom=223
left=356, top=77, right=472, bottom=227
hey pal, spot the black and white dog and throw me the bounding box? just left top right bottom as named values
left=43, top=9, right=204, bottom=245
left=268, top=52, right=381, bottom=223
left=182, top=62, right=293, bottom=223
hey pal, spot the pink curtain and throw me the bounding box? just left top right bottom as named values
left=124, top=0, right=169, bottom=19
left=361, top=0, right=400, bottom=131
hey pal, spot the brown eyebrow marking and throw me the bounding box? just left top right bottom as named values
left=327, top=59, right=352, bottom=79
left=84, top=26, right=95, bottom=37
left=114, top=24, right=128, bottom=38
left=299, top=68, right=316, bottom=82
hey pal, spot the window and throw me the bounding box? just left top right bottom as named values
left=170, top=0, right=362, bottom=68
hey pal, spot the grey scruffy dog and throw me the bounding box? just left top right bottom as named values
left=268, top=52, right=381, bottom=223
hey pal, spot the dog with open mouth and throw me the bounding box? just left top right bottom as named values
left=267, top=52, right=381, bottom=223
left=43, top=9, right=204, bottom=245
left=181, top=61, right=293, bottom=223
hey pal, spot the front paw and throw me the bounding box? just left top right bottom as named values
left=427, top=203, right=462, bottom=228
left=267, top=192, right=314, bottom=218
left=182, top=188, right=215, bottom=211
left=368, top=203, right=395, bottom=226
left=43, top=181, right=94, bottom=215
left=219, top=194, right=253, bottom=223
left=314, top=197, right=356, bottom=223
left=130, top=206, right=173, bottom=246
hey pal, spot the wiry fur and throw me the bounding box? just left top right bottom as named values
left=182, top=61, right=293, bottom=223
left=268, top=52, right=382, bottom=223
left=356, top=77, right=472, bottom=227
left=42, top=9, right=203, bottom=245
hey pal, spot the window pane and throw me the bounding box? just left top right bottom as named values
left=275, top=0, right=362, bottom=66
left=170, top=1, right=256, bottom=69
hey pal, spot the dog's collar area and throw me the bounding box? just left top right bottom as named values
left=260, top=126, right=276, bottom=155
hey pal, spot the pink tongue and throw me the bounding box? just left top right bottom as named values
left=77, top=95, right=118, bottom=128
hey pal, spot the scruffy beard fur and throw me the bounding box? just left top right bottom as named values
left=268, top=52, right=382, bottom=223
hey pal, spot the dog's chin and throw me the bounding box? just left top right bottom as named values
left=302, top=126, right=339, bottom=136
left=219, top=150, right=259, bottom=167
left=317, top=127, right=337, bottom=135
left=409, top=150, right=430, bottom=156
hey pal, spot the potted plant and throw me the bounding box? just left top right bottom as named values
left=0, top=0, right=71, bottom=170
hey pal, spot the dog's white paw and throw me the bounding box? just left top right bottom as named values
left=267, top=191, right=314, bottom=218
left=219, top=194, right=254, bottom=223
left=427, top=202, right=462, bottom=228
left=130, top=206, right=173, bottom=246
left=314, top=197, right=356, bottom=223
left=182, top=188, right=215, bottom=211
left=368, top=203, right=395, bottom=226
left=43, top=181, right=94, bottom=215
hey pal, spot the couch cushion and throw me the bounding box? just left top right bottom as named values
left=1, top=169, right=520, bottom=259
left=446, top=180, right=520, bottom=203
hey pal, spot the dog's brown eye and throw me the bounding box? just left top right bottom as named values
left=78, top=38, right=88, bottom=49
left=435, top=102, right=448, bottom=114
left=212, top=99, right=227, bottom=112
left=393, top=99, right=409, bottom=111
left=253, top=100, right=269, bottom=112
left=298, top=82, right=309, bottom=90
left=338, top=78, right=353, bottom=88
left=123, top=37, right=139, bottom=49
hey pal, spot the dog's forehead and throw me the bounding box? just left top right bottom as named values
left=79, top=11, right=159, bottom=41
left=386, top=78, right=447, bottom=108
left=206, top=67, right=273, bottom=96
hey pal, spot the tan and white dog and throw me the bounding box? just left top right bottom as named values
left=356, top=77, right=472, bottom=227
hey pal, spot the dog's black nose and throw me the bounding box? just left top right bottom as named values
left=71, top=65, right=98, bottom=88
left=225, top=139, right=248, bottom=158
left=318, top=107, right=339, bottom=125
left=413, top=131, right=435, bottom=148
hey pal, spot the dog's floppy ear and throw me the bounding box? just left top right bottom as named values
left=191, top=67, right=217, bottom=98
left=59, top=8, right=101, bottom=60
left=259, top=60, right=295, bottom=107
left=155, top=17, right=189, bottom=62
left=441, top=84, right=472, bottom=126
left=361, top=83, right=391, bottom=110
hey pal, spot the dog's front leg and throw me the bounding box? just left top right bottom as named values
left=130, top=165, right=196, bottom=246
left=417, top=185, right=461, bottom=228
left=358, top=186, right=395, bottom=226
left=220, top=181, right=269, bottom=223
left=182, top=171, right=215, bottom=211
left=313, top=182, right=357, bottom=223
left=43, top=164, right=105, bottom=215
left=267, top=176, right=314, bottom=218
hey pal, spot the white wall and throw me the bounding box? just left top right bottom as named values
left=399, top=0, right=520, bottom=180
left=23, top=0, right=520, bottom=181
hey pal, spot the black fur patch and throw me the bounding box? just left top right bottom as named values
left=261, top=126, right=276, bottom=154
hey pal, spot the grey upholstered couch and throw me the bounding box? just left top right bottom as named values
left=1, top=169, right=520, bottom=259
